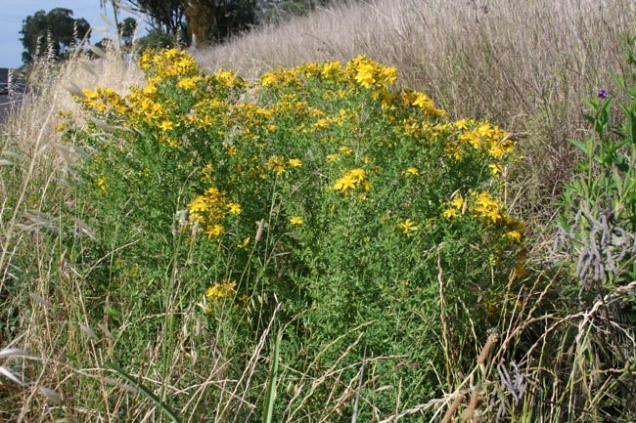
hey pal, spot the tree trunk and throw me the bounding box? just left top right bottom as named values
left=184, top=1, right=217, bottom=48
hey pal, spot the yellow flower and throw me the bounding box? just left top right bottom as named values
left=445, top=143, right=463, bottom=161
left=289, top=216, right=304, bottom=225
left=158, top=120, right=174, bottom=132
left=333, top=168, right=370, bottom=194
left=377, top=66, right=398, bottom=86
left=239, top=237, right=250, bottom=248
left=206, top=280, right=236, bottom=300
left=213, top=69, right=245, bottom=88
left=267, top=155, right=286, bottom=176
left=355, top=63, right=376, bottom=88
left=399, top=219, right=419, bottom=235
left=96, top=176, right=107, bottom=192
left=288, top=158, right=303, bottom=168
left=227, top=202, right=242, bottom=215
left=442, top=207, right=459, bottom=219
left=460, top=130, right=482, bottom=149
left=454, top=119, right=470, bottom=130
left=177, top=76, right=202, bottom=90
left=326, top=153, right=340, bottom=163
left=260, top=72, right=279, bottom=87
left=206, top=224, right=225, bottom=238
left=189, top=196, right=209, bottom=213
left=472, top=191, right=503, bottom=223
left=333, top=175, right=356, bottom=192
left=321, top=61, right=342, bottom=78
left=404, top=167, right=420, bottom=177
left=450, top=194, right=464, bottom=210
left=489, top=164, right=503, bottom=175
left=348, top=168, right=366, bottom=182
left=312, top=118, right=330, bottom=130
left=506, top=230, right=523, bottom=241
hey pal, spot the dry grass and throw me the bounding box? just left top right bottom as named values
left=0, top=49, right=142, bottom=297
left=195, top=0, right=636, bottom=222
left=0, top=50, right=143, bottom=421
left=3, top=2, right=636, bottom=420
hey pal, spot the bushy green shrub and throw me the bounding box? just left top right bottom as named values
left=61, top=48, right=524, bottom=419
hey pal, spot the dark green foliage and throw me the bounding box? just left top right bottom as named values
left=19, top=8, right=91, bottom=64
left=135, top=29, right=179, bottom=52
left=118, top=17, right=138, bottom=47
left=121, top=0, right=186, bottom=35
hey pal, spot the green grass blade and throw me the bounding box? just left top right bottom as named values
left=262, top=329, right=282, bottom=423
left=110, top=365, right=181, bottom=423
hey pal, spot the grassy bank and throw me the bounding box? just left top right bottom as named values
left=1, top=0, right=636, bottom=421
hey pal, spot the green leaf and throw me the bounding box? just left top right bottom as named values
left=570, top=139, right=591, bottom=156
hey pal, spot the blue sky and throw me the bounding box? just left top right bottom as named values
left=0, top=1, right=139, bottom=68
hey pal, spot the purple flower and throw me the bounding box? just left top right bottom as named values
left=597, top=88, right=609, bottom=99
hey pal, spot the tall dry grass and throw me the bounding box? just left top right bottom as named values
left=195, top=0, right=636, bottom=225
left=0, top=50, right=142, bottom=420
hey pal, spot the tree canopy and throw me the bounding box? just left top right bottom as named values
left=120, top=0, right=186, bottom=36
left=19, top=8, right=91, bottom=64
left=119, top=17, right=139, bottom=46
left=105, top=0, right=349, bottom=51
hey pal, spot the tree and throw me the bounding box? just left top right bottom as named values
left=19, top=8, right=91, bottom=64
left=121, top=0, right=186, bottom=36
left=135, top=29, right=179, bottom=52
left=209, top=0, right=256, bottom=42
left=118, top=17, right=138, bottom=46
left=120, top=0, right=256, bottom=48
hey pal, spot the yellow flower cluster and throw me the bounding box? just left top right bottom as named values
left=347, top=55, right=398, bottom=89
left=206, top=280, right=236, bottom=300
left=395, top=89, right=447, bottom=118
left=79, top=88, right=128, bottom=115
left=472, top=191, right=504, bottom=223
left=96, top=176, right=107, bottom=193
left=176, top=75, right=203, bottom=91
left=138, top=48, right=200, bottom=79
left=458, top=121, right=513, bottom=159
left=260, top=67, right=301, bottom=87
left=259, top=55, right=397, bottom=91
left=442, top=191, right=524, bottom=241
left=267, top=155, right=287, bottom=176
left=207, top=70, right=246, bottom=89
left=127, top=92, right=167, bottom=124
left=442, top=193, right=465, bottom=219
left=188, top=187, right=241, bottom=239
left=333, top=168, right=372, bottom=194
left=438, top=120, right=513, bottom=163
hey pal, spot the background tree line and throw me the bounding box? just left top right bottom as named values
left=19, top=1, right=352, bottom=64
left=114, top=0, right=351, bottom=48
